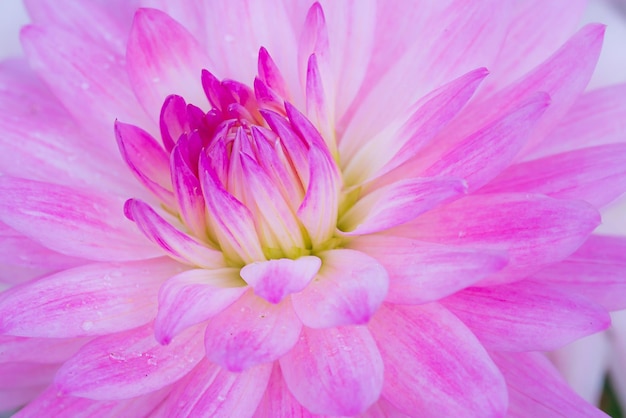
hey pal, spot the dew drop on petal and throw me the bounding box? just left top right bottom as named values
left=109, top=352, right=125, bottom=362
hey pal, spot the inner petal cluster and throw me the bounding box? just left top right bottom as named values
left=117, top=48, right=342, bottom=270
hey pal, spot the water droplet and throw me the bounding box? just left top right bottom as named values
left=216, top=395, right=225, bottom=402
left=109, top=352, right=125, bottom=361
left=147, top=357, right=158, bottom=366
left=81, top=321, right=94, bottom=331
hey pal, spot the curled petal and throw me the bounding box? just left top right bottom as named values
left=115, top=121, right=175, bottom=207
left=257, top=47, right=288, bottom=98
left=160, top=94, right=188, bottom=152
left=238, top=153, right=306, bottom=257
left=297, top=145, right=342, bottom=248
left=240, top=256, right=321, bottom=304
left=199, top=154, right=266, bottom=264
left=170, top=145, right=207, bottom=237
left=124, top=199, right=224, bottom=269
left=291, top=249, right=388, bottom=329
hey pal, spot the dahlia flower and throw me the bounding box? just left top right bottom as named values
left=1, top=0, right=626, bottom=416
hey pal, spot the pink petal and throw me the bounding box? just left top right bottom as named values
left=0, top=223, right=84, bottom=285
left=0, top=62, right=141, bottom=196
left=250, top=126, right=304, bottom=206
left=498, top=24, right=606, bottom=152
left=480, top=144, right=626, bottom=208
left=279, top=326, right=384, bottom=416
left=291, top=249, right=388, bottom=329
left=305, top=53, right=334, bottom=154
left=238, top=153, right=306, bottom=256
left=115, top=121, right=175, bottom=207
left=349, top=235, right=508, bottom=305
left=492, top=352, right=607, bottom=418
left=159, top=94, right=188, bottom=152
left=15, top=384, right=170, bottom=418
left=339, top=177, right=467, bottom=235
left=170, top=145, right=207, bottom=237
left=204, top=291, right=302, bottom=372
left=126, top=8, right=211, bottom=120
left=199, top=154, right=266, bottom=264
left=124, top=199, right=224, bottom=268
left=525, top=83, right=626, bottom=159
left=0, top=336, right=87, bottom=364
left=359, top=396, right=412, bottom=418
left=415, top=24, right=605, bottom=175
left=24, top=0, right=128, bottom=53
left=252, top=363, right=315, bottom=417
left=343, top=67, right=488, bottom=185
left=154, top=268, right=246, bottom=345
left=298, top=3, right=329, bottom=86
left=443, top=280, right=610, bottom=351
left=368, top=303, right=507, bottom=417
left=261, top=109, right=310, bottom=185
left=297, top=145, right=342, bottom=247
left=486, top=0, right=588, bottom=90
left=257, top=47, right=288, bottom=98
left=0, top=386, right=45, bottom=413
left=422, top=93, right=549, bottom=191
left=0, top=362, right=59, bottom=389
left=20, top=23, right=152, bottom=140
left=155, top=360, right=272, bottom=418
left=0, top=258, right=183, bottom=338
left=532, top=235, right=626, bottom=310
left=54, top=323, right=204, bottom=400
left=0, top=176, right=160, bottom=261
left=311, top=0, right=376, bottom=121
left=240, top=256, right=321, bottom=304
left=342, top=0, right=509, bottom=153
left=404, top=193, right=600, bottom=283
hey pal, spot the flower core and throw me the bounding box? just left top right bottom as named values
left=118, top=50, right=343, bottom=280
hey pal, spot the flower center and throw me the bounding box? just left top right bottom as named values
left=120, top=50, right=344, bottom=269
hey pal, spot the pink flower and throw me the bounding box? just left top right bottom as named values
left=1, top=0, right=625, bottom=416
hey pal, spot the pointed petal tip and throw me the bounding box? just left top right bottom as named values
left=123, top=198, right=136, bottom=221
